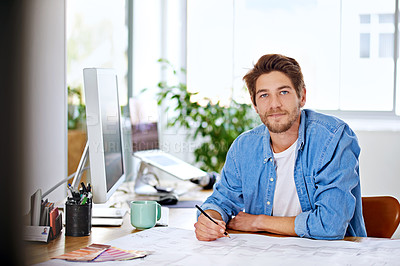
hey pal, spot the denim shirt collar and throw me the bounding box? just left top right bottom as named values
left=298, top=109, right=306, bottom=150
left=263, top=109, right=306, bottom=161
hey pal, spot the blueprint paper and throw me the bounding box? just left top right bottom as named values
left=36, top=227, right=400, bottom=265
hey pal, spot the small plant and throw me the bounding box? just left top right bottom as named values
left=68, top=86, right=86, bottom=130
left=155, top=59, right=260, bottom=172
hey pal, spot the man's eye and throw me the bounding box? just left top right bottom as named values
left=280, top=91, right=289, bottom=95
left=260, top=93, right=268, bottom=98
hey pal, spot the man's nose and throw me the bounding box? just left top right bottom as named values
left=269, top=94, right=282, bottom=109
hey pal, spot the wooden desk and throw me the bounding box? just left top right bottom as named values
left=25, top=183, right=211, bottom=265
left=25, top=182, right=365, bottom=265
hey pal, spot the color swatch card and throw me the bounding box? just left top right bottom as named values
left=52, top=244, right=110, bottom=261
left=51, top=243, right=149, bottom=262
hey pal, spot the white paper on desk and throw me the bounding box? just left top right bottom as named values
left=108, top=228, right=400, bottom=265
left=35, top=227, right=400, bottom=266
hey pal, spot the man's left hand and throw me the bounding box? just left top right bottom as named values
left=227, top=211, right=260, bottom=232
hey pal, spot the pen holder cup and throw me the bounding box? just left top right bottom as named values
left=65, top=201, right=92, bottom=237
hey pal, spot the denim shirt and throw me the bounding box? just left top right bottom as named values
left=200, top=109, right=367, bottom=240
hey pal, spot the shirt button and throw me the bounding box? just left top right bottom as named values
left=270, top=178, right=274, bottom=182
left=267, top=201, right=271, bottom=205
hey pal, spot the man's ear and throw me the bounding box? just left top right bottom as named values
left=300, top=87, right=306, bottom=108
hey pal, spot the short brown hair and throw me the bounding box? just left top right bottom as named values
left=243, top=54, right=305, bottom=105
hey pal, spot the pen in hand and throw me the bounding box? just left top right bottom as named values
left=195, top=205, right=231, bottom=238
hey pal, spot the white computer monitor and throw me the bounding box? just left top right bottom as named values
left=83, top=68, right=126, bottom=203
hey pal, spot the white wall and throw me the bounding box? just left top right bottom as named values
left=356, top=129, right=400, bottom=238
left=357, top=130, right=400, bottom=200
left=22, top=0, right=67, bottom=213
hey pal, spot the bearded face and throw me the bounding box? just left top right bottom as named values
left=258, top=102, right=302, bottom=134
left=253, top=71, right=305, bottom=134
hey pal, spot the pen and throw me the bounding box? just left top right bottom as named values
left=81, top=182, right=87, bottom=193
left=80, top=195, right=88, bottom=205
left=195, top=205, right=230, bottom=238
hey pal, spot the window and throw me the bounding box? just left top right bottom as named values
left=67, top=0, right=128, bottom=106
left=187, top=0, right=400, bottom=117
left=360, top=33, right=371, bottom=58
left=341, top=0, right=395, bottom=112
left=130, top=0, right=186, bottom=99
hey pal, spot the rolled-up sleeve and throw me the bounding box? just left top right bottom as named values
left=295, top=125, right=361, bottom=240
left=197, top=141, right=244, bottom=223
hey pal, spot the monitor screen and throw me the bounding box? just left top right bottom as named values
left=131, top=122, right=159, bottom=152
left=83, top=68, right=126, bottom=203
left=129, top=98, right=159, bottom=152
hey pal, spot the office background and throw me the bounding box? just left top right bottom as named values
left=14, top=3, right=400, bottom=263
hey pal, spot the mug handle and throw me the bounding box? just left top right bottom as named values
left=156, top=202, right=161, bottom=221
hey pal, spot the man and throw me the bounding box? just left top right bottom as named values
left=194, top=54, right=366, bottom=241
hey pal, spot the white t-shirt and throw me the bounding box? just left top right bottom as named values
left=272, top=139, right=302, bottom=217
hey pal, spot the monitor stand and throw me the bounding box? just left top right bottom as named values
left=134, top=161, right=174, bottom=196
left=71, top=141, right=89, bottom=191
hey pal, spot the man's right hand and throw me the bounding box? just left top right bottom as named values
left=194, top=210, right=227, bottom=241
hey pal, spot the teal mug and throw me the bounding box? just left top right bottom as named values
left=130, top=201, right=161, bottom=229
